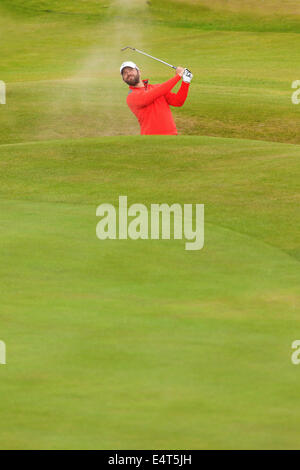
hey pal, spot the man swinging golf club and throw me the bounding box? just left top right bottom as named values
left=120, top=50, right=193, bottom=135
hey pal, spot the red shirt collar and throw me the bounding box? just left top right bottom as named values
left=129, top=79, right=149, bottom=90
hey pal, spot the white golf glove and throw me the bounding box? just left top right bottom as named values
left=182, top=68, right=193, bottom=84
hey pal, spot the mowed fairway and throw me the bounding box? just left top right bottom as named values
left=0, top=0, right=300, bottom=450
left=1, top=136, right=300, bottom=449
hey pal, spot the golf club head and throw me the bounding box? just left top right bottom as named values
left=121, top=46, right=136, bottom=52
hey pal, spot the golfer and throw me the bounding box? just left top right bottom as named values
left=120, top=61, right=193, bottom=135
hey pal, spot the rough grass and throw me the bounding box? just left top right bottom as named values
left=171, top=0, right=300, bottom=15
left=0, top=0, right=110, bottom=15
left=1, top=2, right=300, bottom=145
left=150, top=0, right=300, bottom=32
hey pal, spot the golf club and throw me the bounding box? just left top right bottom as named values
left=121, top=46, right=177, bottom=70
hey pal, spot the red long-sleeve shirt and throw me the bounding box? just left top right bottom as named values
left=126, top=75, right=190, bottom=135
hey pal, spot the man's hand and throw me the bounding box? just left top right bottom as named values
left=175, top=67, right=184, bottom=77
left=182, top=68, right=193, bottom=84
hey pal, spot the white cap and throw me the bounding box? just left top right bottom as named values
left=120, top=61, right=139, bottom=74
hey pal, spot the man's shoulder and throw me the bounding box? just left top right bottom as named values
left=127, top=88, right=136, bottom=100
left=126, top=85, right=146, bottom=102
left=126, top=88, right=139, bottom=108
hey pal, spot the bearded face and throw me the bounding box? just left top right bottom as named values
left=122, top=67, right=140, bottom=86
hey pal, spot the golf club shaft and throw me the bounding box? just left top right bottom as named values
left=129, top=47, right=176, bottom=70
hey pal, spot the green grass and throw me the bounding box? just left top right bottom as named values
left=0, top=0, right=110, bottom=16
left=0, top=0, right=300, bottom=450
left=0, top=136, right=300, bottom=449
left=150, top=0, right=300, bottom=33
left=1, top=0, right=300, bottom=144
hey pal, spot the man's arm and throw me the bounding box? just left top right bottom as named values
left=165, top=81, right=190, bottom=107
left=127, top=74, right=182, bottom=109
left=166, top=68, right=193, bottom=106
